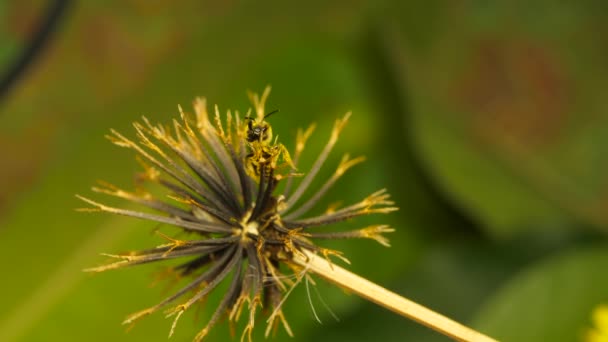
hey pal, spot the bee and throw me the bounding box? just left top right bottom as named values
left=244, top=109, right=293, bottom=181
left=245, top=109, right=278, bottom=144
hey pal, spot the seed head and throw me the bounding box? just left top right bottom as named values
left=79, top=87, right=397, bottom=341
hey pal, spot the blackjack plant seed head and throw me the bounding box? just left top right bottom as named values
left=78, top=86, right=397, bottom=342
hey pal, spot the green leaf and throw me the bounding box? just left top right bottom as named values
left=393, top=1, right=608, bottom=237
left=472, top=245, right=608, bottom=342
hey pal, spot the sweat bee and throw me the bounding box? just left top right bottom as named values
left=244, top=109, right=294, bottom=181
left=246, top=109, right=278, bottom=144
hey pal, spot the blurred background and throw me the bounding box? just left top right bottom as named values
left=1, top=1, right=608, bottom=341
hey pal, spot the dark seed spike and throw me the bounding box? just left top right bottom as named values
left=262, top=259, right=281, bottom=308
left=133, top=125, right=226, bottom=211
left=270, top=223, right=291, bottom=234
left=282, top=190, right=397, bottom=229
left=138, top=245, right=235, bottom=311
left=254, top=176, right=276, bottom=221
left=314, top=189, right=394, bottom=217
left=283, top=211, right=369, bottom=228
left=201, top=114, right=241, bottom=194
left=140, top=235, right=241, bottom=257
left=131, top=198, right=198, bottom=221
left=306, top=231, right=365, bottom=239
left=184, top=235, right=240, bottom=245
left=259, top=170, right=278, bottom=217
left=225, top=138, right=252, bottom=209
left=252, top=168, right=277, bottom=221
left=281, top=113, right=350, bottom=213
left=306, top=225, right=394, bottom=247
left=100, top=245, right=229, bottom=270
left=77, top=196, right=233, bottom=233
left=237, top=113, right=250, bottom=160
left=161, top=141, right=242, bottom=216
left=191, top=135, right=237, bottom=196
left=251, top=164, right=267, bottom=220
left=283, top=155, right=365, bottom=220
left=108, top=129, right=198, bottom=195
left=180, top=112, right=242, bottom=205
left=265, top=280, right=282, bottom=312
left=280, top=137, right=331, bottom=211
left=245, top=243, right=265, bottom=299
left=290, top=239, right=321, bottom=252
left=139, top=118, right=237, bottom=211
left=194, top=250, right=244, bottom=340
left=157, top=179, right=236, bottom=226
left=285, top=207, right=397, bottom=229
left=237, top=259, right=254, bottom=305
left=180, top=245, right=241, bottom=307
left=129, top=238, right=233, bottom=257
left=258, top=239, right=286, bottom=245
left=189, top=200, right=240, bottom=227
left=282, top=123, right=315, bottom=198
left=264, top=281, right=287, bottom=337
left=175, top=254, right=213, bottom=277
left=182, top=118, right=243, bottom=209
left=226, top=264, right=244, bottom=310
left=263, top=283, right=272, bottom=309
left=92, top=183, right=199, bottom=222
left=157, top=178, right=214, bottom=208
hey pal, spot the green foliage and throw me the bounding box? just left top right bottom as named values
left=473, top=246, right=608, bottom=342
left=0, top=1, right=607, bottom=341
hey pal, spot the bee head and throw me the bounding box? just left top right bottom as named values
left=245, top=110, right=278, bottom=144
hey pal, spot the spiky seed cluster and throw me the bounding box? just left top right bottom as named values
left=79, top=87, right=398, bottom=341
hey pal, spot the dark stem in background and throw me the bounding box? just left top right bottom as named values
left=0, top=0, right=72, bottom=105
left=356, top=24, right=483, bottom=236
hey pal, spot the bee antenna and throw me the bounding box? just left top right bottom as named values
left=264, top=109, right=279, bottom=119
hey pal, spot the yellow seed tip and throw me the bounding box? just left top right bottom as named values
left=122, top=307, right=157, bottom=325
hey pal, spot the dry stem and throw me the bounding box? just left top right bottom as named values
left=291, top=249, right=498, bottom=342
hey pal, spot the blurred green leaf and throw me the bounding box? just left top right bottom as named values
left=3, top=1, right=607, bottom=342
left=472, top=244, right=608, bottom=342
left=393, top=1, right=608, bottom=237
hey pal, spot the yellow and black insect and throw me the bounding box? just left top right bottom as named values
left=244, top=109, right=294, bottom=181
left=245, top=109, right=278, bottom=144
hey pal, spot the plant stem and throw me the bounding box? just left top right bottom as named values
left=290, top=249, right=498, bottom=342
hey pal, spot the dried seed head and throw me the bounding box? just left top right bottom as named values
left=79, top=87, right=397, bottom=341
